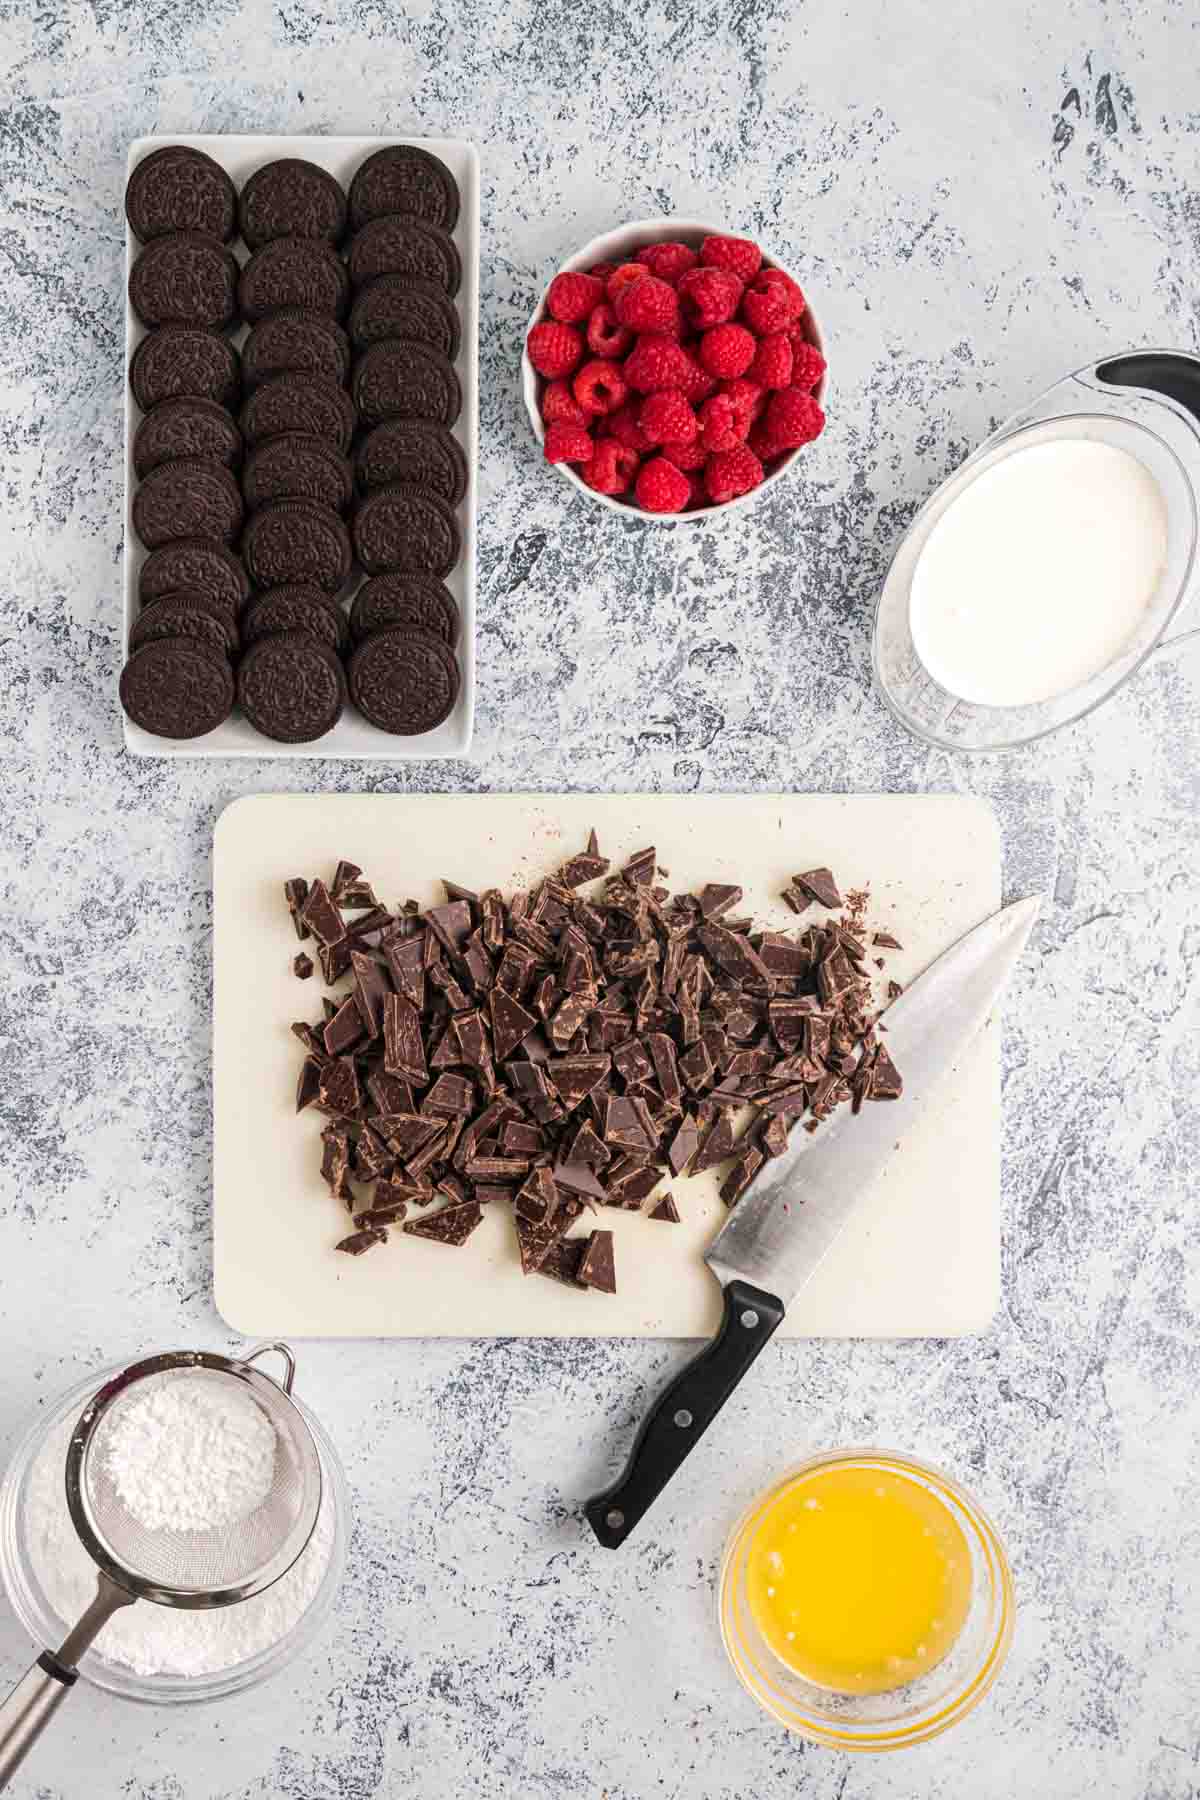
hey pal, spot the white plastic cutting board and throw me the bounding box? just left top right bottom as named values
left=213, top=794, right=1001, bottom=1338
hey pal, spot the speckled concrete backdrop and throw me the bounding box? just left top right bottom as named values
left=1, top=1, right=1198, bottom=1795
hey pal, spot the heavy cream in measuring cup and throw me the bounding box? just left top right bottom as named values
left=909, top=439, right=1168, bottom=707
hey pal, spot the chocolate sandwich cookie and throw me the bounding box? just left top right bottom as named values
left=348, top=144, right=460, bottom=233
left=132, top=397, right=241, bottom=480
left=242, top=434, right=354, bottom=513
left=128, top=232, right=239, bottom=330
left=243, top=584, right=349, bottom=654
left=355, top=420, right=467, bottom=507
left=351, top=340, right=461, bottom=431
left=125, top=145, right=237, bottom=244
left=239, top=158, right=348, bottom=250
left=348, top=625, right=460, bottom=734
left=129, top=326, right=240, bottom=413
left=347, top=275, right=460, bottom=358
left=237, top=631, right=346, bottom=742
left=242, top=310, right=350, bottom=390
left=129, top=589, right=240, bottom=660
left=132, top=457, right=244, bottom=550
left=352, top=483, right=461, bottom=578
left=239, top=373, right=356, bottom=453
left=350, top=572, right=459, bottom=646
left=138, top=538, right=249, bottom=613
left=347, top=216, right=460, bottom=296
left=119, top=636, right=235, bottom=739
left=242, top=500, right=352, bottom=595
left=238, top=239, right=350, bottom=322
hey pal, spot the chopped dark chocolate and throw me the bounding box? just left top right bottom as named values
left=577, top=1229, right=616, bottom=1293
left=299, top=878, right=347, bottom=947
left=648, top=1191, right=681, bottom=1222
left=698, top=883, right=743, bottom=919
left=296, top=1055, right=322, bottom=1112
left=383, top=991, right=427, bottom=1085
left=350, top=949, right=391, bottom=1038
left=403, top=1200, right=482, bottom=1246
left=872, top=930, right=902, bottom=950
left=319, top=1056, right=360, bottom=1119
left=323, top=995, right=365, bottom=1057
left=536, top=1234, right=588, bottom=1286
left=335, top=1227, right=387, bottom=1255
left=793, top=867, right=842, bottom=909
left=286, top=830, right=902, bottom=1272
left=870, top=1043, right=904, bottom=1100
left=285, top=878, right=311, bottom=940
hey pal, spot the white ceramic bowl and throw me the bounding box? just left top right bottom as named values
left=521, top=217, right=827, bottom=524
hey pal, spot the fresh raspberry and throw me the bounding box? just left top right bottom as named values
left=545, top=271, right=605, bottom=324
left=635, top=455, right=690, bottom=513
left=586, top=304, right=633, bottom=357
left=719, top=377, right=766, bottom=433
left=697, top=392, right=743, bottom=453
left=636, top=241, right=699, bottom=285
left=526, top=321, right=584, bottom=378
left=788, top=339, right=827, bottom=392
left=677, top=265, right=743, bottom=328
left=614, top=273, right=680, bottom=335
left=741, top=267, right=805, bottom=334
left=581, top=438, right=638, bottom=495
left=573, top=358, right=627, bottom=416
left=705, top=444, right=764, bottom=504
left=638, top=388, right=698, bottom=446
left=589, top=261, right=617, bottom=280
left=606, top=263, right=648, bottom=303
left=700, top=234, right=762, bottom=283
left=658, top=435, right=707, bottom=471
left=675, top=349, right=719, bottom=404
left=543, top=420, right=595, bottom=464
left=747, top=423, right=776, bottom=461
left=764, top=386, right=825, bottom=448
left=541, top=379, right=589, bottom=428
left=747, top=331, right=793, bottom=389
left=698, top=322, right=756, bottom=379
left=603, top=403, right=652, bottom=452
left=623, top=333, right=693, bottom=393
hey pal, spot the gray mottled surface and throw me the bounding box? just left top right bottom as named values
left=1, top=1, right=1199, bottom=1794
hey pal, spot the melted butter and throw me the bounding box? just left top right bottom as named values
left=746, top=1464, right=972, bottom=1695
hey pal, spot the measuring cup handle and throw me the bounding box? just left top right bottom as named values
left=0, top=1575, right=134, bottom=1791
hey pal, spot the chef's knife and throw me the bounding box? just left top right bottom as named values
left=584, top=894, right=1040, bottom=1549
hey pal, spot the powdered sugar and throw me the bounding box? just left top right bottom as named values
left=24, top=1413, right=335, bottom=1677
left=101, top=1371, right=277, bottom=1533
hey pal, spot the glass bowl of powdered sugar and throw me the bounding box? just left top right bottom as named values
left=0, top=1360, right=349, bottom=1703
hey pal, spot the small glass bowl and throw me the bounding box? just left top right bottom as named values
left=718, top=1448, right=1014, bottom=1751
left=0, top=1363, right=348, bottom=1705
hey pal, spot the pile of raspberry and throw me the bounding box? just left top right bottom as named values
left=526, top=234, right=826, bottom=513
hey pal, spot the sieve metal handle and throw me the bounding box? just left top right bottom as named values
left=242, top=1341, right=297, bottom=1395
left=0, top=1574, right=135, bottom=1791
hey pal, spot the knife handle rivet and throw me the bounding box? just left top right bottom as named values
left=605, top=1508, right=625, bottom=1532
left=673, top=1409, right=693, bottom=1429
left=740, top=1309, right=760, bottom=1330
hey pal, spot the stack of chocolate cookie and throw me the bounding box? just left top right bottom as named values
left=120, top=142, right=466, bottom=744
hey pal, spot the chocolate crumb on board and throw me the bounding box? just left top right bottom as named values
left=283, top=838, right=903, bottom=1282
left=293, top=952, right=314, bottom=979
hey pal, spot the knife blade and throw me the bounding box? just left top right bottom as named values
left=584, top=893, right=1040, bottom=1549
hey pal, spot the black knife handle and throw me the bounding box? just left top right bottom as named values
left=584, top=1280, right=786, bottom=1549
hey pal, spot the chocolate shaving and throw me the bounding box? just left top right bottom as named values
left=336, top=1228, right=387, bottom=1255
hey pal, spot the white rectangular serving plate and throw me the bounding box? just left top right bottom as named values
left=213, top=793, right=1002, bottom=1339
left=123, top=133, right=479, bottom=759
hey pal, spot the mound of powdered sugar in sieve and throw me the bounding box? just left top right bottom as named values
left=99, top=1371, right=277, bottom=1533
left=23, top=1413, right=335, bottom=1678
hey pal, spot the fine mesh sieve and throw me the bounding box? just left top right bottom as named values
left=0, top=1342, right=322, bottom=1792
left=67, top=1350, right=321, bottom=1606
